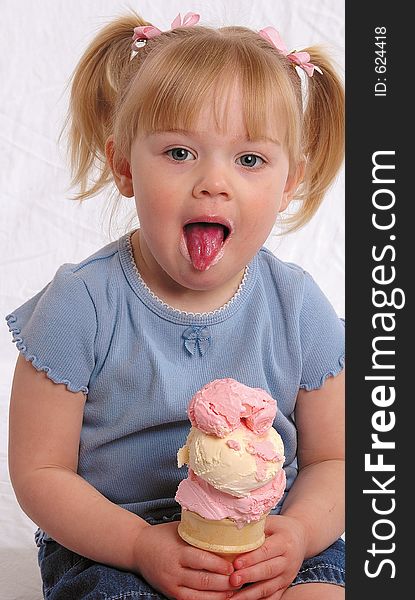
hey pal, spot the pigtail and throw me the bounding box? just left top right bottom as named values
left=291, top=46, right=344, bottom=231
left=64, top=12, right=148, bottom=200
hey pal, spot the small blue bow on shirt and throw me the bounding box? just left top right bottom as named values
left=182, top=325, right=211, bottom=356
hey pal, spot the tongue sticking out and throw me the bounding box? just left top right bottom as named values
left=184, top=223, right=226, bottom=271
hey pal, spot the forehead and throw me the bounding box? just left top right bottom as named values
left=173, top=81, right=286, bottom=145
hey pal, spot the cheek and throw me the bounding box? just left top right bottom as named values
left=133, top=179, right=177, bottom=219
left=240, top=207, right=277, bottom=248
left=241, top=197, right=282, bottom=248
left=260, top=178, right=290, bottom=216
left=245, top=184, right=283, bottom=222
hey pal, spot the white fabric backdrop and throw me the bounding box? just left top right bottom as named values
left=0, top=1, right=344, bottom=597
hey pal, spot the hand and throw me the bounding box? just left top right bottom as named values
left=133, top=521, right=236, bottom=599
left=228, top=515, right=307, bottom=600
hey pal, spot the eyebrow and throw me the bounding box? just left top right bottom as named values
left=148, top=129, right=281, bottom=146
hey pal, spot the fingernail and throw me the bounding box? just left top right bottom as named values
left=233, top=575, right=241, bottom=586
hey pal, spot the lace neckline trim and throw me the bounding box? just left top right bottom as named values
left=126, top=232, right=249, bottom=318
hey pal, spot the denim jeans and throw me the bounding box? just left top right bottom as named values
left=36, top=530, right=344, bottom=599
left=292, top=538, right=345, bottom=587
left=36, top=530, right=164, bottom=599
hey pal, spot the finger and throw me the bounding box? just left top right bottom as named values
left=177, top=586, right=236, bottom=600
left=233, top=541, right=281, bottom=570
left=182, top=548, right=234, bottom=575
left=181, top=568, right=237, bottom=592
left=230, top=557, right=284, bottom=588
left=228, top=578, right=284, bottom=600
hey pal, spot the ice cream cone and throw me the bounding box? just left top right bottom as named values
left=178, top=509, right=267, bottom=559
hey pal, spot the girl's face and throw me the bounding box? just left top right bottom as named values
left=112, top=86, right=300, bottom=308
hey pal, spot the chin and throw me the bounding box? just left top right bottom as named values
left=177, top=267, right=222, bottom=291
left=180, top=258, right=244, bottom=292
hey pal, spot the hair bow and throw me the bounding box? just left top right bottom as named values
left=259, top=27, right=322, bottom=77
left=132, top=12, right=200, bottom=49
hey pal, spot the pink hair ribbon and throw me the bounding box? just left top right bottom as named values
left=132, top=12, right=200, bottom=50
left=259, top=27, right=322, bottom=77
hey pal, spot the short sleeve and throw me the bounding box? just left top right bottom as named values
left=6, top=265, right=97, bottom=394
left=299, top=272, right=345, bottom=391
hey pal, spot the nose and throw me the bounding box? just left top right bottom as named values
left=192, top=159, right=233, bottom=200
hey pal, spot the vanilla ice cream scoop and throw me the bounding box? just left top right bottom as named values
left=178, top=424, right=285, bottom=497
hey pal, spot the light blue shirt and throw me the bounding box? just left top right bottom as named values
left=7, top=232, right=344, bottom=527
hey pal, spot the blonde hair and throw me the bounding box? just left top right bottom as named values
left=66, top=11, right=344, bottom=231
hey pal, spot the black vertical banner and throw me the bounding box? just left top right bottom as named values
left=346, top=1, right=411, bottom=597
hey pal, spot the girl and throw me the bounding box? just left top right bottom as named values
left=7, top=10, right=345, bottom=600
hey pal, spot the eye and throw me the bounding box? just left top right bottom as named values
left=166, top=148, right=195, bottom=161
left=237, top=154, right=265, bottom=168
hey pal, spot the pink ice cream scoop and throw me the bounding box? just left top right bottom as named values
left=176, top=469, right=286, bottom=524
left=188, top=378, right=277, bottom=437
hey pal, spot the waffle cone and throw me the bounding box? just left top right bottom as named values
left=178, top=510, right=267, bottom=557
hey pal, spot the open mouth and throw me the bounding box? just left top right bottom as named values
left=183, top=221, right=232, bottom=271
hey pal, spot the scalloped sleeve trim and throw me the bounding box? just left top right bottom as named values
left=299, top=353, right=345, bottom=391
left=6, top=313, right=89, bottom=394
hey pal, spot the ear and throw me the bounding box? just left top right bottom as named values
left=279, top=160, right=306, bottom=213
left=105, top=136, right=134, bottom=198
